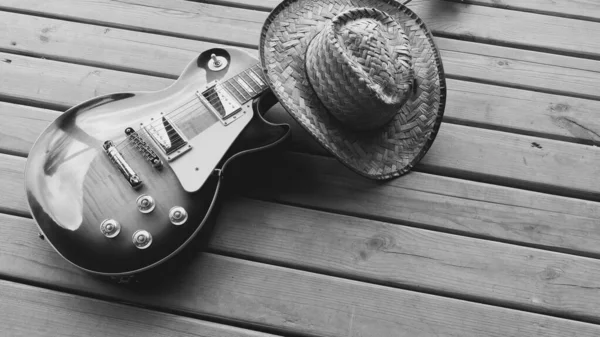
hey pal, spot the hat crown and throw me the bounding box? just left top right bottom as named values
left=305, top=8, right=415, bottom=131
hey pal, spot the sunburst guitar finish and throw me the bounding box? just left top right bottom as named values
left=24, top=47, right=290, bottom=278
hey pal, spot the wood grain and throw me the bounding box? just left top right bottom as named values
left=208, top=0, right=600, bottom=58
left=2, top=212, right=600, bottom=336
left=3, top=10, right=600, bottom=101
left=210, top=197, right=600, bottom=322
left=0, top=280, right=277, bottom=337
left=2, top=0, right=600, bottom=58
left=457, top=0, right=600, bottom=21
left=3, top=12, right=600, bottom=146
left=7, top=141, right=600, bottom=259
left=0, top=102, right=59, bottom=156
left=3, top=49, right=600, bottom=198
left=263, top=104, right=600, bottom=200
left=0, top=52, right=170, bottom=110
left=237, top=151, right=600, bottom=256
left=0, top=154, right=27, bottom=216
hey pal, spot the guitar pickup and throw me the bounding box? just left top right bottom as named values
left=196, top=81, right=242, bottom=126
left=145, top=116, right=192, bottom=162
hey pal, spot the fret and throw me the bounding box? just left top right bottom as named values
left=240, top=69, right=261, bottom=94
left=248, top=67, right=267, bottom=90
left=222, top=81, right=245, bottom=103
left=229, top=77, right=251, bottom=102
left=209, top=64, right=270, bottom=105
left=236, top=76, right=255, bottom=96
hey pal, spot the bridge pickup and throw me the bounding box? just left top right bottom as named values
left=196, top=81, right=242, bottom=126
left=103, top=140, right=142, bottom=189
left=145, top=116, right=192, bottom=162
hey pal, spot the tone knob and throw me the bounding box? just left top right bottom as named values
left=136, top=194, right=155, bottom=213
left=169, top=206, right=188, bottom=226
left=100, top=219, right=121, bottom=238
left=132, top=230, right=152, bottom=249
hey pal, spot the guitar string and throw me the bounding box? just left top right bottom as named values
left=112, top=65, right=266, bottom=151
left=114, top=80, right=260, bottom=150
left=114, top=80, right=266, bottom=153
left=119, top=74, right=263, bottom=143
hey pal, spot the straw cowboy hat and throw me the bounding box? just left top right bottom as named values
left=259, top=0, right=447, bottom=179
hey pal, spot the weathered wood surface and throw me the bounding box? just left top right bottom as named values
left=2, top=0, right=600, bottom=335
left=3, top=11, right=600, bottom=99
left=3, top=11, right=600, bottom=148
left=210, top=0, right=600, bottom=22
left=2, top=212, right=600, bottom=336
left=4, top=148, right=600, bottom=321
left=2, top=0, right=600, bottom=58
left=3, top=52, right=600, bottom=200
left=454, top=0, right=600, bottom=21
left=1, top=280, right=277, bottom=337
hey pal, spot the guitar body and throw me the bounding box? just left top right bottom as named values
left=24, top=47, right=289, bottom=278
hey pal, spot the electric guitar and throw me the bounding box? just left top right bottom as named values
left=24, top=47, right=290, bottom=279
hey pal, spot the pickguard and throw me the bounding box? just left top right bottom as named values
left=168, top=101, right=254, bottom=193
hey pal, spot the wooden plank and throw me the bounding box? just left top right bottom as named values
left=211, top=0, right=600, bottom=22
left=0, top=154, right=26, bottom=216
left=264, top=105, right=600, bottom=200
left=2, top=0, right=600, bottom=59
left=210, top=197, right=600, bottom=322
left=2, top=8, right=600, bottom=100
left=0, top=0, right=264, bottom=48
left=2, top=52, right=600, bottom=199
left=6, top=137, right=600, bottom=258
left=0, top=280, right=278, bottom=337
left=0, top=102, right=59, bottom=156
left=237, top=152, right=600, bottom=256
left=0, top=11, right=250, bottom=79
left=2, top=213, right=600, bottom=337
left=3, top=13, right=600, bottom=145
left=458, top=0, right=600, bottom=22
left=444, top=81, right=600, bottom=146
left=0, top=52, right=170, bottom=110
left=5, top=143, right=600, bottom=323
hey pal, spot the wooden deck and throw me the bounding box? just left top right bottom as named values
left=2, top=0, right=600, bottom=335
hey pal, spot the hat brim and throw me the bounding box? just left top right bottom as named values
left=259, top=0, right=447, bottom=180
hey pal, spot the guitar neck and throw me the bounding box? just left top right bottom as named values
left=219, top=63, right=270, bottom=104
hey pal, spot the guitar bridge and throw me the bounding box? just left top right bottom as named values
left=196, top=81, right=243, bottom=126
left=103, top=140, right=143, bottom=189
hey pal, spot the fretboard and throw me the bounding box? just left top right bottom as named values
left=219, top=63, right=270, bottom=104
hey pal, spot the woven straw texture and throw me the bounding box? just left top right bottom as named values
left=259, top=0, right=447, bottom=180
left=305, top=7, right=415, bottom=131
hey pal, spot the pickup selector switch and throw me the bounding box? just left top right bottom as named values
left=136, top=194, right=155, bottom=213
left=169, top=206, right=188, bottom=226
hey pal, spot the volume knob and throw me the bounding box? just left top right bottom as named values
left=132, top=230, right=152, bottom=249
left=100, top=219, right=121, bottom=238
left=169, top=206, right=188, bottom=226
left=136, top=194, right=155, bottom=213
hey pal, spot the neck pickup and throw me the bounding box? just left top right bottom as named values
left=196, top=82, right=243, bottom=126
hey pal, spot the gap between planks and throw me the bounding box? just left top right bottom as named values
left=1, top=11, right=600, bottom=145
left=4, top=211, right=600, bottom=335
left=0, top=0, right=600, bottom=61
left=201, top=0, right=600, bottom=24
left=0, top=279, right=280, bottom=337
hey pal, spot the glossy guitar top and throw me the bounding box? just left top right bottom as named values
left=24, top=47, right=289, bottom=277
